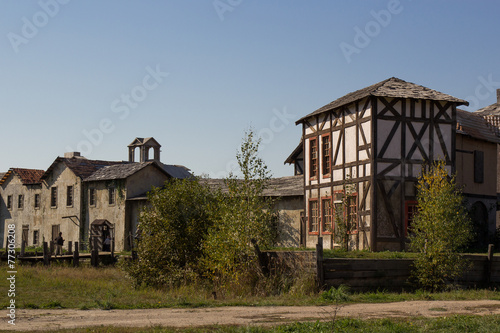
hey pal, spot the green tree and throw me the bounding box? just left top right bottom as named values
left=409, top=160, right=473, bottom=291
left=333, top=175, right=356, bottom=251
left=202, top=130, right=277, bottom=285
left=124, top=178, right=215, bottom=287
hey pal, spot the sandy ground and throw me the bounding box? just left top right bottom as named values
left=3, top=300, right=500, bottom=331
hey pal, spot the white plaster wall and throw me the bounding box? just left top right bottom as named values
left=345, top=126, right=357, bottom=163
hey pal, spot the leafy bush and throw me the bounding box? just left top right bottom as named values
left=321, top=285, right=351, bottom=303
left=409, top=160, right=473, bottom=291
left=124, top=178, right=216, bottom=287
left=123, top=130, right=278, bottom=290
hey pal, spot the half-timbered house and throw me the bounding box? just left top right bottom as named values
left=291, top=77, right=470, bottom=251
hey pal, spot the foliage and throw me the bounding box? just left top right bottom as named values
left=333, top=175, right=356, bottom=250
left=124, top=178, right=216, bottom=287
left=409, top=160, right=473, bottom=291
left=123, top=129, right=278, bottom=289
left=202, top=130, right=278, bottom=286
left=321, top=285, right=351, bottom=303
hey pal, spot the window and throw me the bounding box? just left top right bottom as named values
left=322, top=135, right=331, bottom=177
left=34, top=194, right=40, bottom=209
left=89, top=188, right=96, bottom=206
left=405, top=201, right=418, bottom=236
left=33, top=230, right=40, bottom=245
left=7, top=195, right=12, bottom=210
left=50, top=187, right=57, bottom=208
left=66, top=186, right=73, bottom=207
left=308, top=200, right=319, bottom=233
left=346, top=194, right=358, bottom=233
left=321, top=197, right=333, bottom=233
left=108, top=188, right=116, bottom=205
left=474, top=150, right=484, bottom=183
left=18, top=195, right=24, bottom=210
left=310, top=138, right=318, bottom=179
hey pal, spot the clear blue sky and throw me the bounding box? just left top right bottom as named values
left=1, top=1, right=499, bottom=178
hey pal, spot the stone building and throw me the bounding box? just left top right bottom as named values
left=0, top=138, right=191, bottom=250
left=201, top=176, right=304, bottom=248
left=287, top=77, right=500, bottom=251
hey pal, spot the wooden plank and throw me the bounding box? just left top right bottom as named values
left=324, top=269, right=411, bottom=280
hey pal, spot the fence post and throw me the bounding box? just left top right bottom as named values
left=486, top=244, right=494, bottom=284
left=68, top=241, right=73, bottom=255
left=73, top=241, right=79, bottom=267
left=49, top=241, right=55, bottom=256
left=43, top=241, right=50, bottom=266
left=110, top=238, right=114, bottom=259
left=91, top=237, right=99, bottom=267
left=20, top=240, right=25, bottom=257
left=316, top=237, right=324, bottom=290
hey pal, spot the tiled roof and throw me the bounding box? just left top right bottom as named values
left=297, top=77, right=468, bottom=123
left=0, top=168, right=45, bottom=185
left=128, top=137, right=161, bottom=147
left=284, top=141, right=303, bottom=165
left=202, top=175, right=303, bottom=197
left=162, top=164, right=192, bottom=179
left=41, top=157, right=124, bottom=180
left=84, top=161, right=192, bottom=182
left=84, top=161, right=159, bottom=181
left=474, top=103, right=500, bottom=116
left=456, top=109, right=500, bottom=144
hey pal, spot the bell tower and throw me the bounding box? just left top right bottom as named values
left=128, top=137, right=161, bottom=162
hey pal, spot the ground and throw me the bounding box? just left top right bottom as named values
left=3, top=300, right=500, bottom=331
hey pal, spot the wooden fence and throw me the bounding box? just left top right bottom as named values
left=316, top=240, right=500, bottom=291
left=2, top=240, right=114, bottom=267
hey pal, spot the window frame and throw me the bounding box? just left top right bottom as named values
left=346, top=193, right=358, bottom=234
left=309, top=138, right=318, bottom=180
left=34, top=193, right=41, bottom=209
left=89, top=188, right=96, bottom=207
left=321, top=196, right=333, bottom=234
left=33, top=230, right=40, bottom=245
left=405, top=200, right=418, bottom=237
left=50, top=187, right=58, bottom=208
left=66, top=185, right=74, bottom=207
left=321, top=134, right=331, bottom=178
left=108, top=187, right=116, bottom=206
left=308, top=199, right=319, bottom=234
left=18, top=194, right=24, bottom=210
left=7, top=195, right=12, bottom=210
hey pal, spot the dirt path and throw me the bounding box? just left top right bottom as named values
left=4, top=300, right=500, bottom=331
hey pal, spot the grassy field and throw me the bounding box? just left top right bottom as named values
left=1, top=263, right=500, bottom=310
left=14, top=315, right=500, bottom=332
left=2, top=262, right=500, bottom=332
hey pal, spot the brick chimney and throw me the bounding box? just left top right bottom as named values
left=497, top=89, right=500, bottom=104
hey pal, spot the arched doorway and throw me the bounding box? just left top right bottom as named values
left=90, top=219, right=114, bottom=252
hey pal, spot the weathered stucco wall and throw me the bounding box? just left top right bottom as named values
left=86, top=179, right=127, bottom=250
left=41, top=163, right=82, bottom=248
left=275, top=196, right=303, bottom=248
left=1, top=175, right=42, bottom=248
left=126, top=165, right=169, bottom=198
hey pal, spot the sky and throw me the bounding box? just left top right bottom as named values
left=1, top=1, right=500, bottom=178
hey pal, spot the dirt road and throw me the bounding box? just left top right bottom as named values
left=3, top=300, right=500, bottom=331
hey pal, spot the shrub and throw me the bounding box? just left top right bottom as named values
left=409, top=160, right=473, bottom=291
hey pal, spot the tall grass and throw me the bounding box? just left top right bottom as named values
left=1, top=263, right=500, bottom=310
